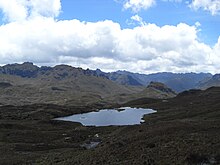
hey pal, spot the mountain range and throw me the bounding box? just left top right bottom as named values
left=197, top=74, right=220, bottom=89
left=0, top=62, right=219, bottom=106
left=1, top=62, right=220, bottom=164
left=95, top=70, right=212, bottom=92
left=0, top=62, right=175, bottom=106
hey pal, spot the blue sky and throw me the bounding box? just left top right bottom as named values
left=58, top=0, right=220, bottom=45
left=0, top=0, right=220, bottom=73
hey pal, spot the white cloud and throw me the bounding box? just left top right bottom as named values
left=123, top=0, right=156, bottom=12
left=209, top=37, right=220, bottom=71
left=29, top=0, right=61, bottom=18
left=195, top=21, right=201, bottom=27
left=0, top=0, right=219, bottom=74
left=0, top=0, right=28, bottom=22
left=0, top=16, right=218, bottom=73
left=0, top=0, right=61, bottom=22
left=190, top=0, right=220, bottom=15
left=130, top=14, right=146, bottom=26
left=117, top=0, right=220, bottom=16
left=162, top=0, right=182, bottom=2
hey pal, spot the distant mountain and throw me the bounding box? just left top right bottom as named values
left=0, top=62, right=174, bottom=106
left=0, top=63, right=140, bottom=106
left=198, top=74, right=220, bottom=89
left=0, top=62, right=40, bottom=78
left=94, top=69, right=143, bottom=86
left=108, top=71, right=212, bottom=93
left=0, top=62, right=102, bottom=79
left=0, top=62, right=212, bottom=106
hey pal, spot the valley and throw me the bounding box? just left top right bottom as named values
left=0, top=87, right=220, bottom=164
left=0, top=0, right=220, bottom=164
left=0, top=63, right=220, bottom=164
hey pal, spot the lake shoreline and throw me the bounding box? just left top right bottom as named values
left=1, top=88, right=220, bottom=164
left=55, top=107, right=156, bottom=126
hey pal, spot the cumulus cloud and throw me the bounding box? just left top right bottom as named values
left=209, top=37, right=220, bottom=70
left=0, top=0, right=61, bottom=22
left=190, top=0, right=220, bottom=15
left=29, top=0, right=61, bottom=18
left=0, top=16, right=218, bottom=73
left=0, top=0, right=219, bottom=74
left=0, top=0, right=28, bottom=22
left=123, top=0, right=156, bottom=12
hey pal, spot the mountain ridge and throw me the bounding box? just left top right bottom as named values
left=0, top=62, right=176, bottom=106
left=93, top=69, right=212, bottom=92
left=0, top=62, right=214, bottom=95
left=198, top=74, right=220, bottom=89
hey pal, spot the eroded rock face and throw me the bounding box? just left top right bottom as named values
left=0, top=62, right=39, bottom=78
left=147, top=81, right=176, bottom=94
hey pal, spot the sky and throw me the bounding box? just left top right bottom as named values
left=0, top=0, right=220, bottom=74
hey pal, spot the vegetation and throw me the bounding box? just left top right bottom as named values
left=0, top=63, right=219, bottom=164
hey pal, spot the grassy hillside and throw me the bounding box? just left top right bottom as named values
left=0, top=87, right=219, bottom=164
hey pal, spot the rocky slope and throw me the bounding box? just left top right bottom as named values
left=139, top=81, right=176, bottom=98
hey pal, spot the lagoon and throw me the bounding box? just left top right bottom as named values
left=55, top=107, right=156, bottom=126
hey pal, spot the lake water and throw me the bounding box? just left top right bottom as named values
left=55, top=107, right=156, bottom=126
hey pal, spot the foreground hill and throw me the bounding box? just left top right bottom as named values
left=0, top=87, right=219, bottom=164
